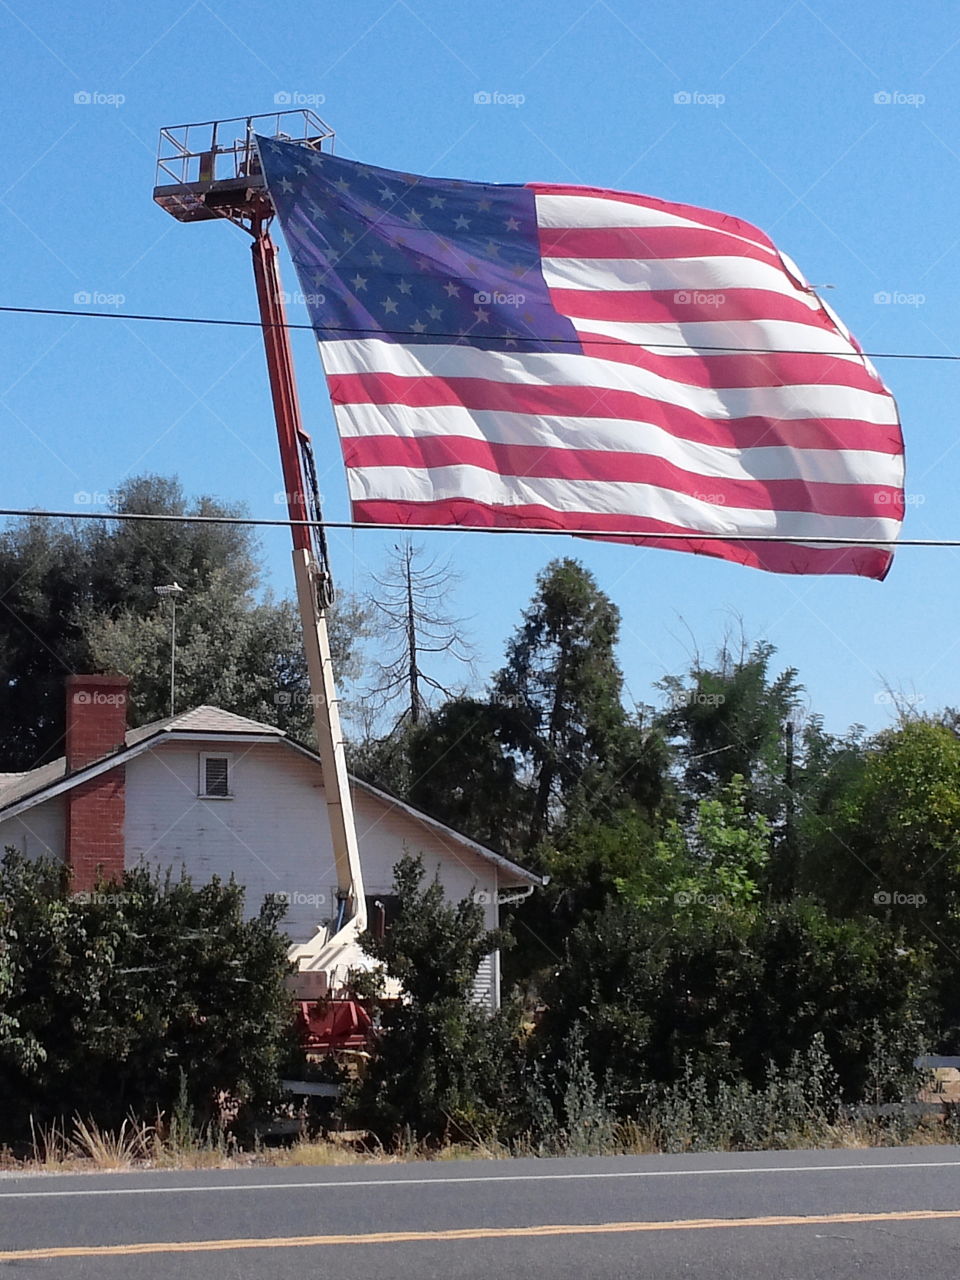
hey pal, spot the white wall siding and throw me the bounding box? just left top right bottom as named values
left=352, top=788, right=501, bottom=926
left=124, top=742, right=339, bottom=940
left=0, top=796, right=65, bottom=861
left=472, top=952, right=498, bottom=1011
left=123, top=740, right=505, bottom=1008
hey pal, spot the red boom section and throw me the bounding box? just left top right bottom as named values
left=250, top=224, right=312, bottom=554
left=295, top=1000, right=373, bottom=1054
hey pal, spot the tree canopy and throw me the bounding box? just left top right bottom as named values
left=0, top=475, right=368, bottom=769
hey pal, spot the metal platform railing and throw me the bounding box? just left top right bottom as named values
left=155, top=110, right=333, bottom=189
left=153, top=110, right=335, bottom=224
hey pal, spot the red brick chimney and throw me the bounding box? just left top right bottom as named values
left=65, top=674, right=130, bottom=892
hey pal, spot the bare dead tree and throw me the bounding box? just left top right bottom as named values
left=363, top=540, right=475, bottom=730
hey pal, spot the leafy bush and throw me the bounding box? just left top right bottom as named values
left=525, top=1024, right=618, bottom=1155
left=354, top=853, right=518, bottom=1142
left=0, top=850, right=296, bottom=1144
left=638, top=1037, right=842, bottom=1152
left=535, top=895, right=932, bottom=1107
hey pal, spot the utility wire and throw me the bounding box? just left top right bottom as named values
left=0, top=507, right=948, bottom=546
left=0, top=304, right=957, bottom=362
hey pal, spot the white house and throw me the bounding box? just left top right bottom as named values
left=0, top=675, right=542, bottom=1011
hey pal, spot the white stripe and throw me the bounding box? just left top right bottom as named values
left=1, top=1158, right=956, bottom=1197
left=542, top=255, right=820, bottom=303
left=566, top=316, right=856, bottom=356
left=336, top=402, right=903, bottom=488
left=319, top=339, right=900, bottom=428
left=345, top=464, right=901, bottom=539
left=534, top=193, right=776, bottom=257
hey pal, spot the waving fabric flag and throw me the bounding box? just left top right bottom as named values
left=256, top=136, right=903, bottom=578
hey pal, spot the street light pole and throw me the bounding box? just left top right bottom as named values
left=154, top=582, right=185, bottom=717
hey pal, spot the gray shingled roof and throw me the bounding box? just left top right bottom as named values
left=0, top=759, right=69, bottom=811
left=126, top=706, right=286, bottom=744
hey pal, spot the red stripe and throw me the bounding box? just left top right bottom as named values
left=328, top=372, right=903, bottom=456
left=528, top=183, right=776, bottom=251
left=538, top=224, right=778, bottom=264
left=351, top=498, right=893, bottom=579
left=343, top=435, right=898, bottom=518
left=550, top=286, right=830, bottom=329
left=573, top=333, right=886, bottom=395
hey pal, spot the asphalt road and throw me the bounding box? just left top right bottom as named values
left=1, top=1146, right=959, bottom=1279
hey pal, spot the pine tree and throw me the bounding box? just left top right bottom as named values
left=493, top=558, right=633, bottom=849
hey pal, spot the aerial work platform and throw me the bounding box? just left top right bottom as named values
left=153, top=110, right=333, bottom=225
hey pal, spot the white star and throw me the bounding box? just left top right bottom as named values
left=409, top=209, right=424, bottom=225
left=378, top=186, right=394, bottom=202
left=485, top=241, right=501, bottom=257
left=296, top=165, right=308, bottom=176
left=350, top=274, right=368, bottom=291
left=453, top=215, right=471, bottom=230
left=397, top=279, right=412, bottom=294
left=280, top=177, right=294, bottom=193
left=474, top=307, right=490, bottom=323
left=368, top=251, right=384, bottom=266
left=503, top=332, right=518, bottom=347
left=505, top=217, right=520, bottom=231
left=335, top=177, right=351, bottom=193
left=443, top=281, right=460, bottom=298
left=411, top=319, right=427, bottom=333
left=382, top=297, right=399, bottom=314
left=427, top=305, right=443, bottom=320
left=428, top=195, right=445, bottom=209
left=342, top=229, right=356, bottom=243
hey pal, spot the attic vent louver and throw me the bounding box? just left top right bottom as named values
left=202, top=755, right=230, bottom=798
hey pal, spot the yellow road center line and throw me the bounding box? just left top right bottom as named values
left=4, top=1208, right=960, bottom=1261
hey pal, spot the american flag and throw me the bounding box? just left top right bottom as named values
left=256, top=136, right=903, bottom=578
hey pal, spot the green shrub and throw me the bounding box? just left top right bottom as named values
left=354, top=853, right=517, bottom=1143
left=0, top=850, right=296, bottom=1144
left=535, top=896, right=932, bottom=1106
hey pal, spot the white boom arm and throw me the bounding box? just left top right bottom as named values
left=287, top=548, right=368, bottom=994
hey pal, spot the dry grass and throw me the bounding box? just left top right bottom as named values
left=2, top=1112, right=955, bottom=1175
left=69, top=1116, right=154, bottom=1168
left=268, top=1138, right=383, bottom=1167
left=26, top=1117, right=71, bottom=1170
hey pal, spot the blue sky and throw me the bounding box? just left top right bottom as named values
left=2, top=0, right=959, bottom=732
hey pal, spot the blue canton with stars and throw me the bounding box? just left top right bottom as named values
left=255, top=136, right=581, bottom=354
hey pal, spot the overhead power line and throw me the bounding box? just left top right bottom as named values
left=0, top=507, right=951, bottom=546
left=0, top=303, right=958, bottom=362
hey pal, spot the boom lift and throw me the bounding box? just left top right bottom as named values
left=153, top=113, right=369, bottom=1005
